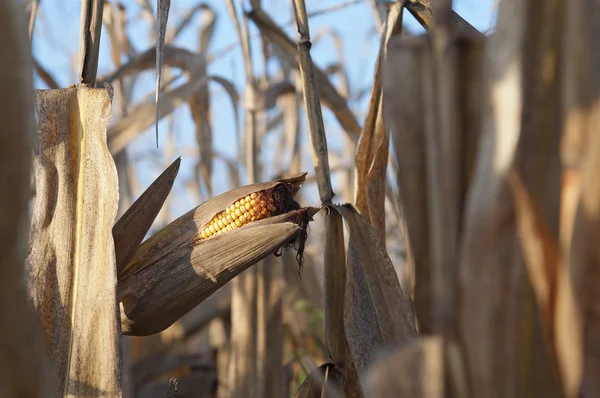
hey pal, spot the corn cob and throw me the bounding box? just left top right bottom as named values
left=199, top=189, right=281, bottom=239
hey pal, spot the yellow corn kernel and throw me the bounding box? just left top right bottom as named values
left=198, top=189, right=285, bottom=240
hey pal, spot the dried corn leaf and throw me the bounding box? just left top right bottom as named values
left=0, top=2, right=51, bottom=395
left=247, top=8, right=361, bottom=141
left=155, top=0, right=171, bottom=145
left=569, top=110, right=600, bottom=398
left=508, top=170, right=559, bottom=338
left=27, top=87, right=121, bottom=396
left=354, top=2, right=402, bottom=243
left=404, top=0, right=483, bottom=36
left=99, top=45, right=204, bottom=85
left=108, top=74, right=231, bottom=155
left=119, top=207, right=319, bottom=335
left=457, top=0, right=563, bottom=395
left=323, top=209, right=361, bottom=397
left=331, top=204, right=417, bottom=379
left=113, top=157, right=181, bottom=275
left=363, top=336, right=444, bottom=398
left=294, top=363, right=344, bottom=398
left=383, top=35, right=431, bottom=332
left=509, top=169, right=582, bottom=397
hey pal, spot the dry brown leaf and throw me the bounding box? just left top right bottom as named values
left=354, top=2, right=402, bottom=244
left=383, top=35, right=431, bottom=332
left=560, top=0, right=600, bottom=395
left=323, top=209, right=361, bottom=397
left=404, top=0, right=484, bottom=36
left=509, top=168, right=584, bottom=398
left=508, top=170, right=559, bottom=338
left=113, top=157, right=181, bottom=275
left=99, top=45, right=204, bottom=85
left=457, top=0, right=564, bottom=395
left=27, top=87, right=121, bottom=396
left=0, top=2, right=51, bottom=395
left=155, top=0, right=171, bottom=146
left=332, top=204, right=417, bottom=378
left=294, top=363, right=344, bottom=398
left=77, top=0, right=104, bottom=85
left=108, top=74, right=232, bottom=155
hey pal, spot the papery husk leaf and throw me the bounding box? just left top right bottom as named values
left=331, top=204, right=417, bottom=381
left=355, top=3, right=402, bottom=244
left=119, top=172, right=307, bottom=280
left=27, top=87, right=121, bottom=396
left=294, top=363, right=344, bottom=398
left=114, top=157, right=181, bottom=275
left=119, top=207, right=319, bottom=335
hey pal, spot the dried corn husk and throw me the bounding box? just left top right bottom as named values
left=118, top=173, right=318, bottom=335
left=113, top=157, right=181, bottom=275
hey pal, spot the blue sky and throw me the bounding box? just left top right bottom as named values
left=33, top=0, right=495, bottom=217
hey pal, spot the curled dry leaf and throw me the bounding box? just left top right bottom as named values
left=113, top=157, right=181, bottom=275
left=118, top=173, right=320, bottom=335
left=330, top=204, right=417, bottom=380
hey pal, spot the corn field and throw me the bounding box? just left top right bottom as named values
left=1, top=0, right=599, bottom=397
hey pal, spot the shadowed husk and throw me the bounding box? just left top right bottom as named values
left=117, top=173, right=315, bottom=336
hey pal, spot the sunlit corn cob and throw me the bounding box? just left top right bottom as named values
left=199, top=190, right=280, bottom=239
